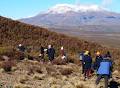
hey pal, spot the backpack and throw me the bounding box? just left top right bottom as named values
left=79, top=53, right=84, bottom=61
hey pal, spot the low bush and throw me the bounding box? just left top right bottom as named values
left=67, top=55, right=80, bottom=65
left=46, top=65, right=57, bottom=75
left=1, top=59, right=16, bottom=72
left=27, top=64, right=43, bottom=75
left=60, top=68, right=73, bottom=75
left=52, top=56, right=66, bottom=65
left=19, top=76, right=29, bottom=84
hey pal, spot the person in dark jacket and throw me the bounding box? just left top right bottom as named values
left=83, top=51, right=92, bottom=80
left=17, top=44, right=26, bottom=60
left=39, top=46, right=45, bottom=61
left=17, top=44, right=26, bottom=52
left=47, top=45, right=55, bottom=61
left=96, top=55, right=113, bottom=88
left=104, top=51, right=111, bottom=58
left=94, top=51, right=103, bottom=71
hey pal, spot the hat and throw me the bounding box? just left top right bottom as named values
left=61, top=46, right=64, bottom=50
left=96, top=51, right=100, bottom=55
left=84, top=51, right=89, bottom=55
left=19, top=44, right=22, bottom=47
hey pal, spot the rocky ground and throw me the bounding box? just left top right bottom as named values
left=0, top=59, right=120, bottom=88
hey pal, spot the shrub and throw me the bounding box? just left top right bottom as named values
left=46, top=65, right=57, bottom=75
left=27, top=64, right=43, bottom=75
left=60, top=68, right=73, bottom=75
left=67, top=55, right=80, bottom=65
left=19, top=76, right=29, bottom=84
left=14, top=84, right=31, bottom=88
left=1, top=59, right=15, bottom=72
left=52, top=56, right=66, bottom=65
left=33, top=73, right=45, bottom=80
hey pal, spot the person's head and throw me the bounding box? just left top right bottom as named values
left=80, top=51, right=84, bottom=54
left=41, top=46, right=43, bottom=48
left=19, top=44, right=22, bottom=47
left=107, top=51, right=110, bottom=55
left=61, top=46, right=64, bottom=50
left=96, top=51, right=101, bottom=56
left=84, top=51, right=89, bottom=56
left=105, top=51, right=111, bottom=58
left=48, top=45, right=51, bottom=49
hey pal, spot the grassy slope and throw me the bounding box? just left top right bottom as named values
left=0, top=16, right=120, bottom=70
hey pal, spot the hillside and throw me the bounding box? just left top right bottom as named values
left=0, top=16, right=105, bottom=54
left=0, top=16, right=120, bottom=68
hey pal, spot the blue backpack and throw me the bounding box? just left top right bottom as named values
left=97, top=58, right=112, bottom=75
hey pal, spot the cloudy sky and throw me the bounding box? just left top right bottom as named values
left=0, top=0, right=119, bottom=19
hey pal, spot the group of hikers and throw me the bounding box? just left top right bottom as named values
left=17, top=44, right=66, bottom=61
left=80, top=50, right=113, bottom=87
left=17, top=43, right=113, bottom=88
left=39, top=45, right=67, bottom=61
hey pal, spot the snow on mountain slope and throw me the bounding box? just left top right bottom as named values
left=46, top=4, right=104, bottom=14
left=20, top=4, right=120, bottom=31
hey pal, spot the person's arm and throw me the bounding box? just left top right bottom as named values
left=46, top=49, right=48, bottom=54
left=110, top=60, right=113, bottom=72
left=54, top=49, right=55, bottom=54
left=90, top=57, right=92, bottom=63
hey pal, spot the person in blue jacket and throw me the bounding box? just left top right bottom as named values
left=47, top=45, right=55, bottom=61
left=96, top=54, right=113, bottom=88
left=83, top=51, right=92, bottom=80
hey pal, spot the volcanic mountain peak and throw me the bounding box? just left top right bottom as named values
left=46, top=4, right=105, bottom=14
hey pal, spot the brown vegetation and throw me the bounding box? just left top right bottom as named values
left=0, top=16, right=120, bottom=71
left=60, top=67, right=73, bottom=75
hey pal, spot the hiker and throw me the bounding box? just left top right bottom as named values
left=17, top=44, right=26, bottom=52
left=108, top=79, right=120, bottom=88
left=79, top=51, right=85, bottom=74
left=93, top=51, right=103, bottom=71
left=60, top=46, right=66, bottom=60
left=83, top=51, right=92, bottom=80
left=17, top=44, right=26, bottom=60
left=39, top=46, right=45, bottom=61
left=104, top=51, right=111, bottom=58
left=96, top=54, right=113, bottom=88
left=47, top=45, right=55, bottom=61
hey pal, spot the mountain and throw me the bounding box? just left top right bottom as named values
left=20, top=4, right=120, bottom=31
left=19, top=4, right=120, bottom=49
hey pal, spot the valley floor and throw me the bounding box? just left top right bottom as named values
left=50, top=28, right=120, bottom=49
left=0, top=60, right=120, bottom=88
